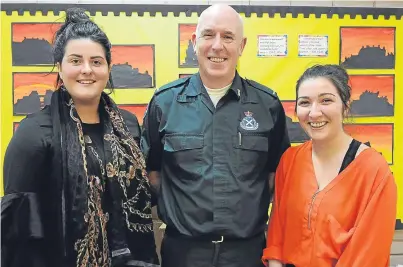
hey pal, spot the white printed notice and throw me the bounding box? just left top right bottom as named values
left=257, top=35, right=287, bottom=57
left=298, top=35, right=328, bottom=57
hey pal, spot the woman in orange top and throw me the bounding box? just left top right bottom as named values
left=262, top=64, right=397, bottom=267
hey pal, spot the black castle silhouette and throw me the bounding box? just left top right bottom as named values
left=285, top=116, right=310, bottom=143
left=14, top=89, right=53, bottom=115
left=181, top=40, right=198, bottom=67
left=12, top=37, right=54, bottom=65
left=341, top=45, right=394, bottom=69
left=350, top=90, right=393, bottom=116
left=109, top=63, right=153, bottom=88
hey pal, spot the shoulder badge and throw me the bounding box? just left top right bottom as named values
left=155, top=76, right=191, bottom=95
left=245, top=78, right=278, bottom=99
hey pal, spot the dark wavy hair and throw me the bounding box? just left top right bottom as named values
left=295, top=64, right=352, bottom=116
left=52, top=7, right=114, bottom=91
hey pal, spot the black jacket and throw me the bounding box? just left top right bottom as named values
left=1, top=106, right=159, bottom=267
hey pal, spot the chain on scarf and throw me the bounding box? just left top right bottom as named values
left=65, top=96, right=153, bottom=267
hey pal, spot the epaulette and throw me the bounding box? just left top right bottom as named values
left=245, top=78, right=278, bottom=99
left=155, top=76, right=191, bottom=95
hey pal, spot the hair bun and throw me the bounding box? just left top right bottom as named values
left=65, top=7, right=90, bottom=24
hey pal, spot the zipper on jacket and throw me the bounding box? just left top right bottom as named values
left=308, top=190, right=320, bottom=230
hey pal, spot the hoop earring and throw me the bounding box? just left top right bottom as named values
left=60, top=82, right=67, bottom=91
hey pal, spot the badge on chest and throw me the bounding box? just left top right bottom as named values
left=240, top=111, right=259, bottom=131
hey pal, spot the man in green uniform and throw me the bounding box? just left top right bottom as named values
left=141, top=4, right=290, bottom=267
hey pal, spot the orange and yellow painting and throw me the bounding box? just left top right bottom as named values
left=349, top=75, right=394, bottom=116
left=111, top=45, right=154, bottom=75
left=118, top=105, right=148, bottom=125
left=12, top=23, right=61, bottom=66
left=344, top=124, right=393, bottom=164
left=12, top=23, right=61, bottom=43
left=13, top=73, right=57, bottom=115
left=281, top=101, right=297, bottom=121
left=110, top=45, right=155, bottom=88
left=350, top=75, right=394, bottom=104
left=281, top=101, right=310, bottom=143
left=179, top=24, right=198, bottom=67
left=340, top=27, right=395, bottom=69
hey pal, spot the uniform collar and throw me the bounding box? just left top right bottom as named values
left=185, top=71, right=258, bottom=103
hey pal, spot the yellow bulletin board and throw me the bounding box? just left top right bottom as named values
left=0, top=4, right=402, bottom=227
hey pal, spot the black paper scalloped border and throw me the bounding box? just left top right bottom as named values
left=1, top=4, right=403, bottom=20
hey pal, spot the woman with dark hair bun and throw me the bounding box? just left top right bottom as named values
left=2, top=7, right=159, bottom=267
left=262, top=64, right=397, bottom=267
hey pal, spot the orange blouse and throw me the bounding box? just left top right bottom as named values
left=262, top=141, right=397, bottom=267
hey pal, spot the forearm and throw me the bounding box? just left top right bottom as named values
left=336, top=174, right=397, bottom=266
left=268, top=260, right=283, bottom=267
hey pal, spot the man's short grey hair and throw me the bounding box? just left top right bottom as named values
left=195, top=13, right=244, bottom=39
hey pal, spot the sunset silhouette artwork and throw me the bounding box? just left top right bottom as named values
left=13, top=72, right=57, bottom=115
left=179, top=24, right=198, bottom=67
left=110, top=45, right=154, bottom=88
left=349, top=75, right=394, bottom=116
left=12, top=23, right=61, bottom=66
left=340, top=27, right=395, bottom=69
